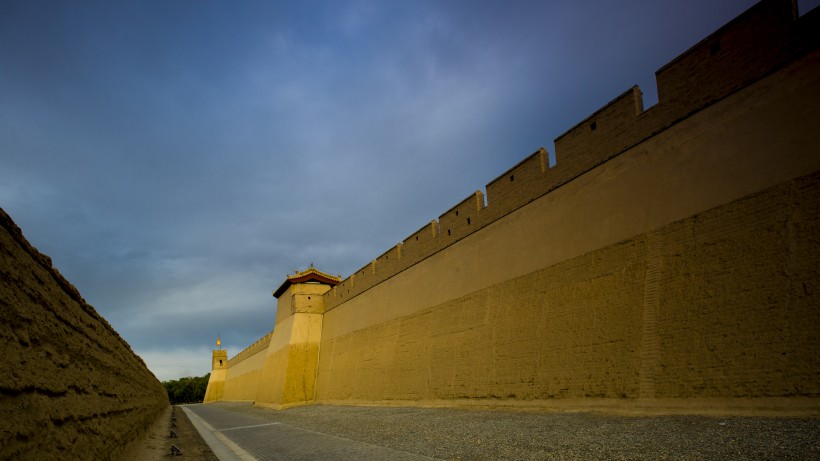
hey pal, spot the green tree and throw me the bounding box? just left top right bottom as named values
left=162, top=373, right=210, bottom=404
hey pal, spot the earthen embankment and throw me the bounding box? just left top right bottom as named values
left=0, top=208, right=168, bottom=460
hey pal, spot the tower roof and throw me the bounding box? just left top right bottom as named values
left=273, top=266, right=342, bottom=298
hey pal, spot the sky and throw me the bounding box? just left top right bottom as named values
left=2, top=0, right=818, bottom=382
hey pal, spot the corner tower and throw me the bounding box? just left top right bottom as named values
left=203, top=337, right=228, bottom=403
left=255, top=267, right=340, bottom=408
left=272, top=266, right=341, bottom=327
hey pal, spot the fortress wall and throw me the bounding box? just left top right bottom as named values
left=317, top=236, right=648, bottom=403
left=315, top=40, right=820, bottom=405
left=219, top=298, right=326, bottom=407
left=319, top=44, right=820, bottom=344
left=316, top=171, right=820, bottom=404
left=212, top=0, right=819, bottom=411
left=254, top=313, right=323, bottom=408
left=652, top=173, right=820, bottom=398
left=228, top=330, right=274, bottom=367
left=326, top=219, right=442, bottom=310
left=222, top=345, right=267, bottom=402
left=322, top=0, right=813, bottom=314
left=0, top=209, right=168, bottom=459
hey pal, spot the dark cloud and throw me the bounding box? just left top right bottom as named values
left=4, top=0, right=817, bottom=381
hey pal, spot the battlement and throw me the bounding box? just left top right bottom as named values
left=485, top=147, right=553, bottom=220
left=553, top=87, right=646, bottom=179
left=323, top=0, right=818, bottom=312
left=438, top=190, right=486, bottom=240
left=656, top=0, right=797, bottom=116
left=227, top=329, right=274, bottom=367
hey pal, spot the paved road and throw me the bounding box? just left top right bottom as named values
left=183, top=403, right=439, bottom=461
left=184, top=401, right=819, bottom=460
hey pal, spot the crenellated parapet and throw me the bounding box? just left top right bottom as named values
left=655, top=0, right=799, bottom=117
left=553, top=86, right=647, bottom=182
left=484, top=147, right=550, bottom=220
left=227, top=329, right=274, bottom=367
left=323, top=0, right=818, bottom=312
left=438, top=189, right=485, bottom=240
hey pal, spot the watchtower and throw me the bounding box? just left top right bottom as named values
left=272, top=266, right=341, bottom=326
left=253, top=267, right=340, bottom=408
left=203, top=338, right=228, bottom=402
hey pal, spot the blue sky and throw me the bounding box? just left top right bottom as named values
left=3, top=0, right=817, bottom=381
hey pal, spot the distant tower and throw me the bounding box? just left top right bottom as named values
left=212, top=349, right=228, bottom=371
left=203, top=336, right=228, bottom=402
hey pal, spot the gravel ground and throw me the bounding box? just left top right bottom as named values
left=209, top=402, right=819, bottom=461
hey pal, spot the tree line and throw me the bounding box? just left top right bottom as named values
left=163, top=374, right=210, bottom=404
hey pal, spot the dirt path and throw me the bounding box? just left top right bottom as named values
left=126, top=405, right=218, bottom=460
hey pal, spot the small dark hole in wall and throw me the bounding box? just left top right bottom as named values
left=509, top=175, right=515, bottom=182
left=415, top=236, right=419, bottom=241
left=467, top=218, right=471, bottom=225
left=455, top=210, right=459, bottom=216
left=590, top=121, right=597, bottom=131
left=219, top=360, right=223, bottom=365
left=308, top=296, right=311, bottom=300
left=710, top=41, right=720, bottom=55
left=447, top=229, right=451, bottom=236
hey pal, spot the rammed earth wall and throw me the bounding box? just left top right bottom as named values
left=0, top=209, right=168, bottom=460
left=315, top=171, right=820, bottom=404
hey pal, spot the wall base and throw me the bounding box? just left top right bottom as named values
left=312, top=397, right=820, bottom=417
